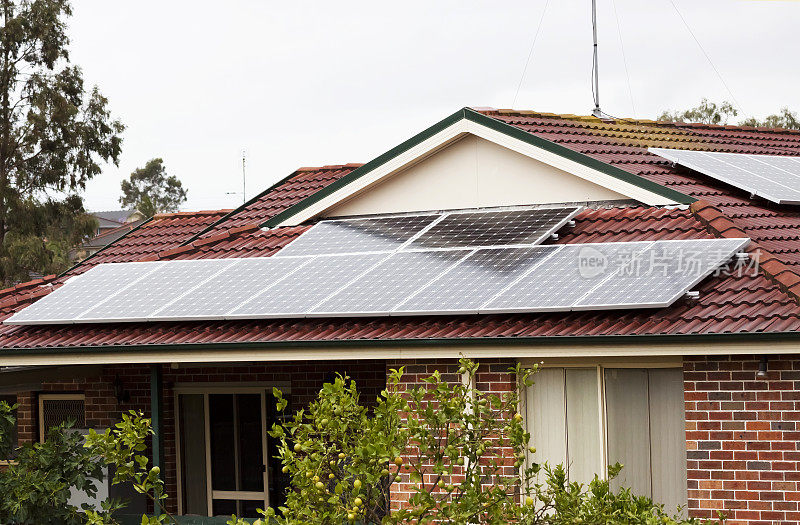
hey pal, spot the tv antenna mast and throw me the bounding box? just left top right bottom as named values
left=591, top=0, right=611, bottom=119
left=241, top=150, right=246, bottom=204
left=225, top=150, right=247, bottom=204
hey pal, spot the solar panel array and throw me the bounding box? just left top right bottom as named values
left=5, top=205, right=750, bottom=325
left=650, top=148, right=800, bottom=205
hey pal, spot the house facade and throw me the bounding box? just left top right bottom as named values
left=1, top=108, right=800, bottom=524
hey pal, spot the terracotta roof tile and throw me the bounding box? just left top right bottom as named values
left=194, top=165, right=360, bottom=238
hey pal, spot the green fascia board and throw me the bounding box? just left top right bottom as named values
left=179, top=165, right=307, bottom=246
left=0, top=330, right=796, bottom=358
left=262, top=107, right=694, bottom=228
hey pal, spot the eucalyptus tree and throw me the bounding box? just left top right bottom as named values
left=0, top=0, right=123, bottom=283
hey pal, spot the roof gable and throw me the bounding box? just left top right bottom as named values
left=323, top=134, right=629, bottom=218
left=264, top=109, right=694, bottom=227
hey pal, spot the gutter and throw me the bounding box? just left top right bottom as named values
left=1, top=330, right=799, bottom=357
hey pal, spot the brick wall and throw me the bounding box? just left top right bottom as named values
left=685, top=355, right=800, bottom=524
left=387, top=358, right=518, bottom=512
left=14, top=365, right=152, bottom=443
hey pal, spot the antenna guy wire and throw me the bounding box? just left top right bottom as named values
left=667, top=0, right=742, bottom=113
left=512, top=0, right=550, bottom=109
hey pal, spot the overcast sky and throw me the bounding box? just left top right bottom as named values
left=68, top=0, right=800, bottom=213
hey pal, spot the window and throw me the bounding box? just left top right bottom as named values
left=38, top=393, right=86, bottom=441
left=0, top=394, right=18, bottom=460
left=175, top=385, right=290, bottom=518
left=525, top=364, right=687, bottom=513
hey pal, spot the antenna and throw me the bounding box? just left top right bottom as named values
left=591, top=0, right=610, bottom=119
left=241, top=150, right=246, bottom=204
left=225, top=150, right=247, bottom=204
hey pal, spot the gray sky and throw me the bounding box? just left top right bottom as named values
left=69, top=0, right=800, bottom=213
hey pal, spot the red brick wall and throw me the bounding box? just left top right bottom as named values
left=13, top=365, right=152, bottom=444
left=685, top=355, right=800, bottom=524
left=387, top=359, right=518, bottom=512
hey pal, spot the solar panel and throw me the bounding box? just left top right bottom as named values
left=153, top=257, right=313, bottom=320
left=395, top=247, right=556, bottom=314
left=312, top=250, right=469, bottom=316
left=649, top=148, right=800, bottom=205
left=3, top=202, right=751, bottom=325
left=4, top=262, right=165, bottom=324
left=410, top=207, right=580, bottom=249
left=80, top=259, right=238, bottom=322
left=228, top=253, right=389, bottom=318
left=274, top=214, right=439, bottom=256
left=483, top=243, right=651, bottom=312
left=574, top=238, right=750, bottom=309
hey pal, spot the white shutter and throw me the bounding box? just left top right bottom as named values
left=648, top=368, right=688, bottom=515
left=526, top=368, right=567, bottom=472
left=605, top=368, right=652, bottom=497
left=565, top=368, right=602, bottom=484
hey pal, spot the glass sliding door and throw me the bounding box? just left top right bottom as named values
left=525, top=364, right=687, bottom=512
left=176, top=388, right=274, bottom=518
left=208, top=393, right=266, bottom=516
left=178, top=394, right=208, bottom=515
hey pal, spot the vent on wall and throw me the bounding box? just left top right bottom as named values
left=38, top=394, right=86, bottom=441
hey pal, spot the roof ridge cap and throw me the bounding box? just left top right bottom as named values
left=690, top=199, right=800, bottom=304
left=479, top=107, right=800, bottom=135
left=152, top=209, right=232, bottom=219
left=295, top=163, right=365, bottom=172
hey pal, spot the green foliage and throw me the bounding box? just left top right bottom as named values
left=119, top=158, right=187, bottom=217
left=658, top=98, right=738, bottom=125
left=740, top=107, right=800, bottom=130
left=2, top=193, right=97, bottom=279
left=0, top=0, right=123, bottom=284
left=84, top=410, right=175, bottom=525
left=266, top=372, right=407, bottom=524
left=659, top=98, right=800, bottom=130
left=528, top=463, right=710, bottom=525
left=0, top=407, right=107, bottom=524
left=0, top=398, right=16, bottom=458
left=232, top=358, right=719, bottom=525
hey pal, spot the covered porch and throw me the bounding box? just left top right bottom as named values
left=0, top=358, right=388, bottom=521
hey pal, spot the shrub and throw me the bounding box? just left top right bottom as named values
left=0, top=400, right=107, bottom=524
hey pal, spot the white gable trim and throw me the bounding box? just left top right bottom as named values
left=274, top=118, right=679, bottom=227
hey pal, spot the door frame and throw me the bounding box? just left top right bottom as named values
left=173, top=382, right=290, bottom=516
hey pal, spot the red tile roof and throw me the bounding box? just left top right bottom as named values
left=479, top=109, right=800, bottom=270
left=68, top=209, right=231, bottom=275
left=2, top=110, right=800, bottom=351
left=195, top=165, right=360, bottom=238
